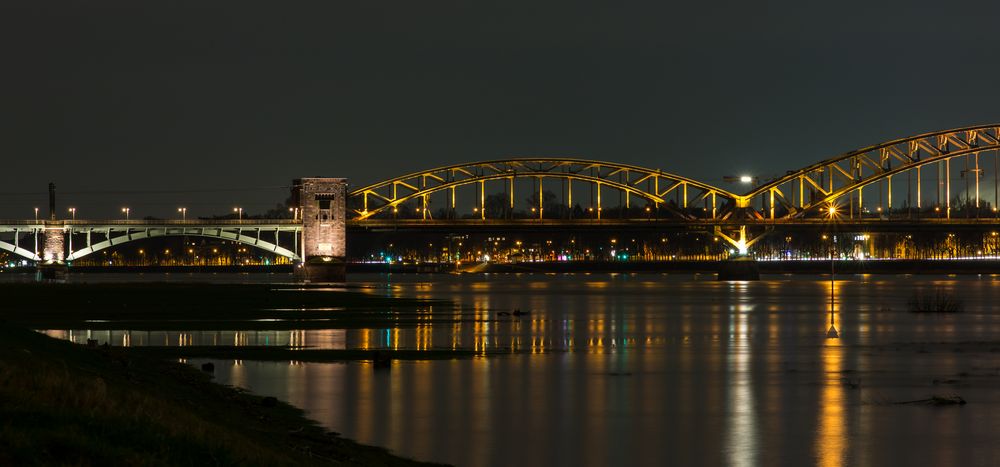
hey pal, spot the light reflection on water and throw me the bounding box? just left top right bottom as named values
left=191, top=274, right=1000, bottom=467
left=42, top=329, right=347, bottom=349
left=40, top=273, right=1000, bottom=466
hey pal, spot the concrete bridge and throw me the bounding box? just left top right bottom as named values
left=0, top=178, right=347, bottom=281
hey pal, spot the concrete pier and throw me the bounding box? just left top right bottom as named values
left=717, top=256, right=760, bottom=281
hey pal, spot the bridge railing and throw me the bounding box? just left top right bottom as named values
left=0, top=219, right=301, bottom=226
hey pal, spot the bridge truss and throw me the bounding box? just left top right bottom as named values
left=742, top=124, right=1000, bottom=220
left=349, top=125, right=1000, bottom=224
left=349, top=159, right=740, bottom=221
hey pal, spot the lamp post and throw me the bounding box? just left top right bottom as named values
left=178, top=207, right=187, bottom=221
left=827, top=205, right=839, bottom=339
left=68, top=207, right=76, bottom=220
left=121, top=207, right=130, bottom=220
left=34, top=207, right=39, bottom=222
left=233, top=207, right=243, bottom=221
left=288, top=207, right=300, bottom=220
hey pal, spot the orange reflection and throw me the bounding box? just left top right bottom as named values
left=816, top=339, right=846, bottom=467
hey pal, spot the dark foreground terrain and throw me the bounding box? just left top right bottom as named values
left=0, top=324, right=446, bottom=466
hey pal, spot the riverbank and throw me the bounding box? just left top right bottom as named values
left=0, top=324, right=446, bottom=466
left=352, top=258, right=1000, bottom=275
left=6, top=258, right=1000, bottom=276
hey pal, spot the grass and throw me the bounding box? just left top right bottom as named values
left=0, top=323, right=447, bottom=466
left=907, top=289, right=965, bottom=313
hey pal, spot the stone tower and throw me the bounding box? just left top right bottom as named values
left=38, top=182, right=67, bottom=280
left=292, top=178, right=347, bottom=282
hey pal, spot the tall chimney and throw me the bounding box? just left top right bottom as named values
left=48, top=182, right=56, bottom=221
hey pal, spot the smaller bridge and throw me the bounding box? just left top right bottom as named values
left=0, top=220, right=302, bottom=262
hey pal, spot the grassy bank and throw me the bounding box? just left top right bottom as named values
left=0, top=323, right=446, bottom=466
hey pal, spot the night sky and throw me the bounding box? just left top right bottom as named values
left=2, top=1, right=999, bottom=219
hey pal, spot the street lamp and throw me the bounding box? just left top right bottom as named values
left=288, top=207, right=300, bottom=220
left=178, top=207, right=187, bottom=221
left=121, top=207, right=130, bottom=220
left=33, top=207, right=38, bottom=222
left=233, top=207, right=243, bottom=221
left=68, top=207, right=76, bottom=220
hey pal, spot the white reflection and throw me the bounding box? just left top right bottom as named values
left=725, top=302, right=758, bottom=467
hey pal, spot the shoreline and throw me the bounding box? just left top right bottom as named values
left=352, top=259, right=1000, bottom=275
left=5, top=258, right=1000, bottom=276
left=0, top=324, right=448, bottom=466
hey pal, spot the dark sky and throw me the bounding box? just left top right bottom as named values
left=2, top=1, right=999, bottom=219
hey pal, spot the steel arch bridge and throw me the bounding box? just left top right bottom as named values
left=347, top=124, right=1000, bottom=223
left=744, top=124, right=1000, bottom=220
left=348, top=159, right=741, bottom=221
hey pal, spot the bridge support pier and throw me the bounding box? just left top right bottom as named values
left=293, top=178, right=348, bottom=282
left=714, top=225, right=763, bottom=280
left=717, top=256, right=760, bottom=281
left=36, top=184, right=68, bottom=281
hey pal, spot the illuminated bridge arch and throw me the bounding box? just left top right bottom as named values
left=740, top=124, right=1000, bottom=219
left=349, top=159, right=739, bottom=221
left=0, top=240, right=39, bottom=261
left=64, top=223, right=301, bottom=261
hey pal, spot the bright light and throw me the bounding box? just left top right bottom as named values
left=735, top=238, right=748, bottom=255
left=739, top=175, right=753, bottom=183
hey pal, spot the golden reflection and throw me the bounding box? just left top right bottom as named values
left=816, top=339, right=847, bottom=467
left=451, top=321, right=461, bottom=350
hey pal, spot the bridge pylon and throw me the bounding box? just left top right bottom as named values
left=292, top=178, right=348, bottom=282
left=37, top=182, right=67, bottom=280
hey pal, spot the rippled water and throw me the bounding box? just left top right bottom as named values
left=176, top=273, right=1000, bottom=467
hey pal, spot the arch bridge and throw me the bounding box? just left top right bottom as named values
left=348, top=124, right=1000, bottom=223
left=0, top=220, right=301, bottom=262
left=348, top=159, right=741, bottom=221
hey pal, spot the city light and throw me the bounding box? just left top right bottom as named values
left=121, top=207, right=130, bottom=220
left=178, top=207, right=187, bottom=220
left=739, top=175, right=753, bottom=183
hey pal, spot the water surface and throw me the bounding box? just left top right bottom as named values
left=191, top=273, right=1000, bottom=467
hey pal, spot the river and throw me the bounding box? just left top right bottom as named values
left=34, top=272, right=1000, bottom=466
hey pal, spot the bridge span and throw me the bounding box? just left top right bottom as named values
left=0, top=220, right=302, bottom=262
left=3, top=124, right=1000, bottom=273
left=0, top=178, right=346, bottom=281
